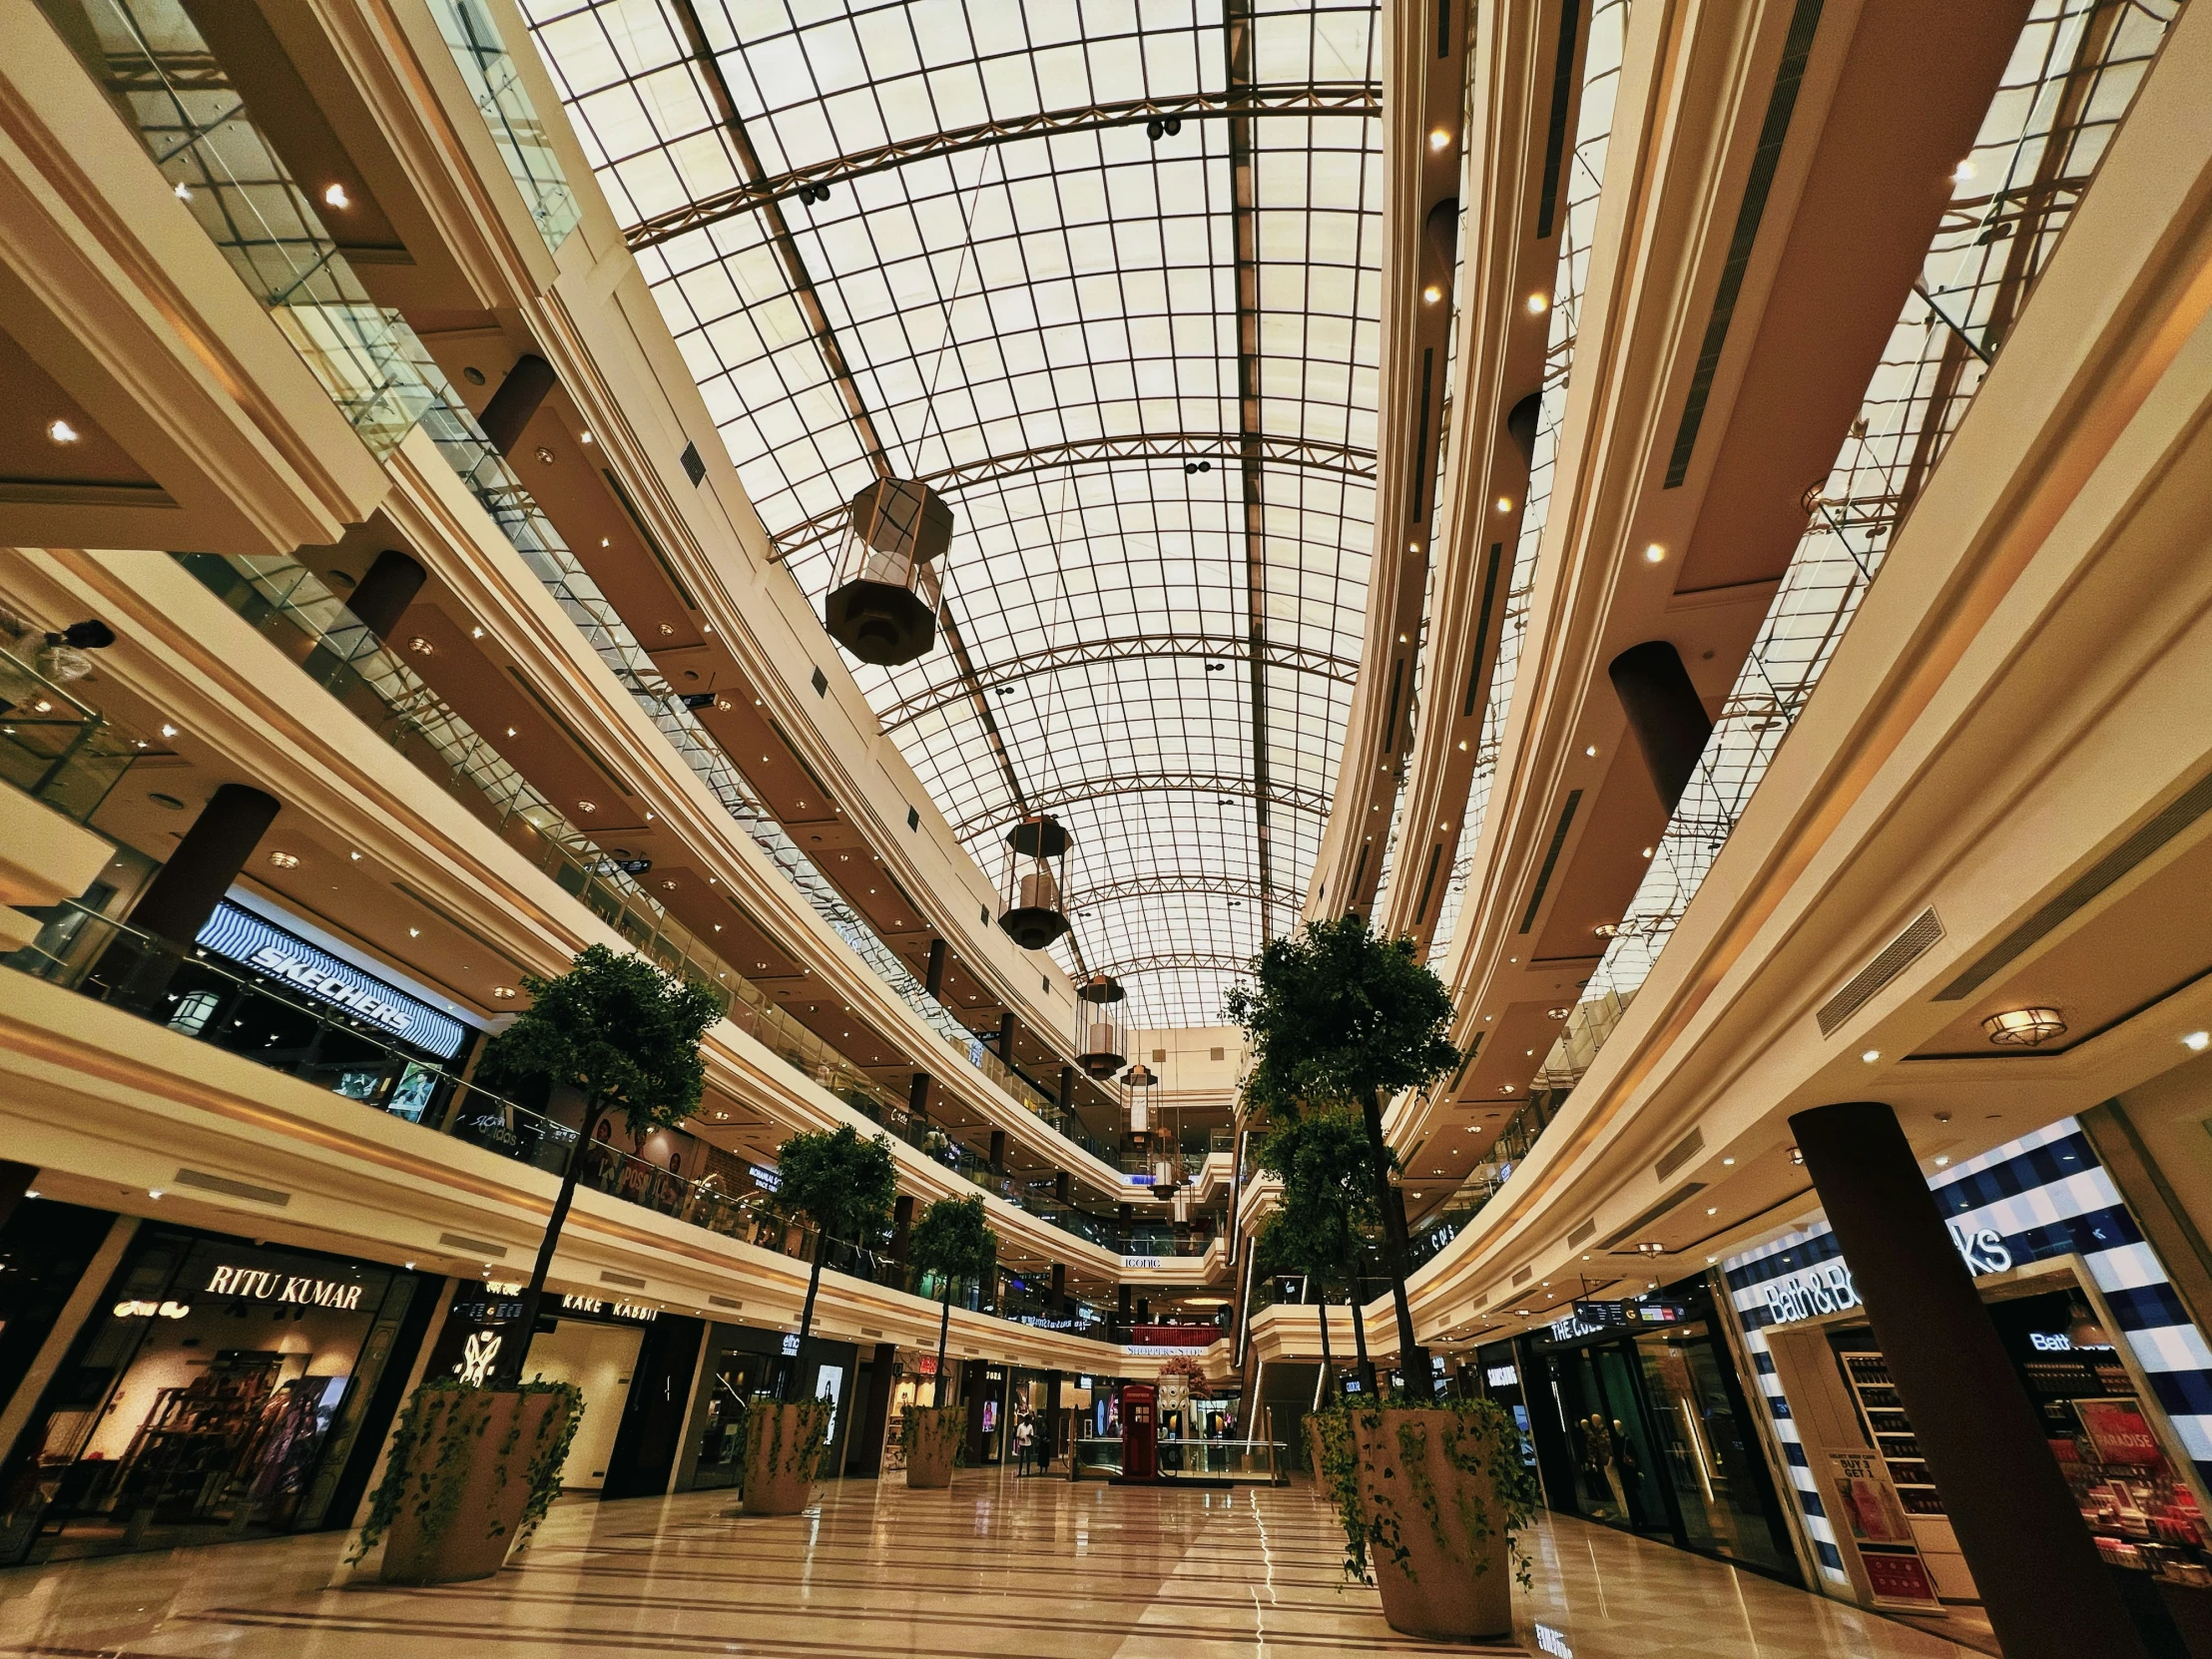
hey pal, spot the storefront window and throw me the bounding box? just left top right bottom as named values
left=0, top=1228, right=420, bottom=1564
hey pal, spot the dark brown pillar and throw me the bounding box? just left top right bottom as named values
left=987, top=1128, right=1006, bottom=1175
left=1136, top=1297, right=1150, bottom=1325
left=1054, top=1171, right=1070, bottom=1205
left=852, top=1341, right=897, bottom=1477
left=924, top=937, right=946, bottom=998
left=1057, top=1064, right=1075, bottom=1111
left=1791, top=1102, right=2149, bottom=1659
left=1050, top=1262, right=1067, bottom=1312
left=477, top=352, right=557, bottom=456
left=1118, top=1284, right=1132, bottom=1322
left=346, top=549, right=426, bottom=640
left=127, top=783, right=281, bottom=947
left=962, top=1358, right=988, bottom=1463
left=889, top=1194, right=914, bottom=1267
left=1042, top=1371, right=1063, bottom=1467
left=907, top=1070, right=931, bottom=1122
left=1607, top=640, right=1713, bottom=815
left=997, top=1011, right=1016, bottom=1057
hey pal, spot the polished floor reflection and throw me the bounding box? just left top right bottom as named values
left=0, top=1470, right=1987, bottom=1657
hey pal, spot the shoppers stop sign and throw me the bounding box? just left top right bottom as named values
left=1760, top=1223, right=2013, bottom=1327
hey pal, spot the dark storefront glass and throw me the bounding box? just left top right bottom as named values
left=0, top=1227, right=430, bottom=1565
left=1525, top=1275, right=1798, bottom=1580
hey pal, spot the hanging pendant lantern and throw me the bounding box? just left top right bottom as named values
left=1076, top=973, right=1127, bottom=1077
left=997, top=814, right=1071, bottom=948
left=824, top=477, right=951, bottom=665
left=1122, top=1061, right=1156, bottom=1135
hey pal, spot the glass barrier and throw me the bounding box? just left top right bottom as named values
left=36, top=0, right=437, bottom=458
left=430, top=0, right=579, bottom=253
left=0, top=644, right=141, bottom=824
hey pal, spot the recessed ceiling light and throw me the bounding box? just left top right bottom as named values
left=1643, top=543, right=1666, bottom=563
left=1953, top=159, right=1977, bottom=182
left=1934, top=1155, right=1950, bottom=1167
left=2181, top=1030, right=2207, bottom=1052
left=408, top=927, right=420, bottom=937
left=492, top=986, right=516, bottom=999
left=1584, top=745, right=1597, bottom=758
left=1421, top=283, right=1442, bottom=303
left=1428, top=128, right=1450, bottom=150
left=322, top=183, right=349, bottom=209
left=46, top=419, right=81, bottom=444
left=1526, top=292, right=1548, bottom=314
left=1861, top=1048, right=1881, bottom=1063
left=1494, top=496, right=1514, bottom=512
left=268, top=850, right=298, bottom=869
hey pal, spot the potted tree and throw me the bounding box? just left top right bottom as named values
left=362, top=945, right=718, bottom=1584
left=746, top=1124, right=898, bottom=1513
left=901, top=1194, right=996, bottom=1489
left=1231, top=915, right=1537, bottom=1641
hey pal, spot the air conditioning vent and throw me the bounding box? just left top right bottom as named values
left=1816, top=907, right=1944, bottom=1036
left=600, top=1271, right=647, bottom=1289
left=1511, top=1265, right=1533, bottom=1286
left=173, top=1169, right=289, bottom=1207
left=710, top=1295, right=744, bottom=1310
left=438, top=1232, right=505, bottom=1258
left=1567, top=1218, right=1597, bottom=1249
left=1654, top=1127, right=1705, bottom=1182
left=1597, top=1182, right=1707, bottom=1250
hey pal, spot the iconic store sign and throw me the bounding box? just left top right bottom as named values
left=197, top=901, right=469, bottom=1059
left=1759, top=1223, right=2014, bottom=1327
left=207, top=1262, right=367, bottom=1311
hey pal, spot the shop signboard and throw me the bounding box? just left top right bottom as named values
left=2074, top=1398, right=2165, bottom=1466
left=1756, top=1224, right=2013, bottom=1330
left=1827, top=1451, right=1941, bottom=1610
left=197, top=902, right=469, bottom=1059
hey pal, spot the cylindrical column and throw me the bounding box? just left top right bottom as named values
left=1606, top=640, right=1713, bottom=815
left=477, top=353, right=557, bottom=456
left=1791, top=1102, right=2149, bottom=1659
left=127, top=784, right=281, bottom=947
left=924, top=937, right=947, bottom=998
left=987, top=1128, right=1006, bottom=1175
left=1136, top=1297, right=1150, bottom=1325
left=1118, top=1284, right=1132, bottom=1322
left=889, top=1194, right=914, bottom=1267
left=907, top=1070, right=931, bottom=1122
left=997, top=1011, right=1017, bottom=1057
left=1054, top=1171, right=1070, bottom=1205
left=1050, top=1262, right=1067, bottom=1312
left=1057, top=1064, right=1075, bottom=1112
left=346, top=549, right=426, bottom=640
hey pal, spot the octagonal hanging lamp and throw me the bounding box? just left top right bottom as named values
left=1121, top=1060, right=1157, bottom=1136
left=824, top=476, right=951, bottom=665
left=1076, top=973, right=1127, bottom=1077
left=997, top=814, right=1071, bottom=949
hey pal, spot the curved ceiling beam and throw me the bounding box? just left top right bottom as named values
left=953, top=774, right=1331, bottom=843
left=880, top=633, right=1360, bottom=731
left=767, top=430, right=1376, bottom=566
left=1064, top=871, right=1302, bottom=914
left=626, top=84, right=1381, bottom=252
left=1095, top=951, right=1256, bottom=979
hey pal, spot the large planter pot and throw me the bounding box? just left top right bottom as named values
left=743, top=1400, right=830, bottom=1515
left=1352, top=1406, right=1514, bottom=1643
left=903, top=1405, right=961, bottom=1489
left=378, top=1388, right=574, bottom=1585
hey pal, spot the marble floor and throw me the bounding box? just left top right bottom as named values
left=0, top=1471, right=1989, bottom=1657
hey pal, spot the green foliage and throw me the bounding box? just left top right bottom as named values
left=1225, top=914, right=1461, bottom=1119
left=906, top=1194, right=998, bottom=1288
left=1253, top=1105, right=1382, bottom=1297
left=745, top=1396, right=835, bottom=1488
left=771, top=1124, right=899, bottom=1246
left=350, top=1379, right=584, bottom=1564
left=900, top=1401, right=968, bottom=1469
left=478, top=944, right=721, bottom=1139
left=1310, top=1395, right=1540, bottom=1588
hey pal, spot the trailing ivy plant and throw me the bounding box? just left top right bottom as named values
left=351, top=1377, right=584, bottom=1563
left=1309, top=1394, right=1539, bottom=1589
left=899, top=1400, right=969, bottom=1468
left=746, top=1393, right=835, bottom=1488
left=1227, top=915, right=1460, bottom=1399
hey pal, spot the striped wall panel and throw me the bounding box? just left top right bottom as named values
left=1721, top=1115, right=2212, bottom=1587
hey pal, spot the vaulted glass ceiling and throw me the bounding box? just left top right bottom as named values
left=522, top=0, right=1382, bottom=1026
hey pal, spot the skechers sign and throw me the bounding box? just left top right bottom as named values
left=1759, top=1223, right=2014, bottom=1327
left=197, top=902, right=468, bottom=1059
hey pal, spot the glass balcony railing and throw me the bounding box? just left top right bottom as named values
left=430, top=0, right=579, bottom=253
left=0, top=643, right=141, bottom=825
left=2, top=901, right=1122, bottom=1329
left=32, top=0, right=1117, bottom=1180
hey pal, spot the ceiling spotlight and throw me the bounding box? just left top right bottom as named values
left=1641, top=846, right=1654, bottom=857
left=2187, top=1031, right=2211, bottom=1052
left=1861, top=1048, right=1881, bottom=1063
left=1584, top=745, right=1598, bottom=758
left=1982, top=1007, right=2065, bottom=1047
left=408, top=927, right=420, bottom=938
left=1545, top=1006, right=1570, bottom=1020
left=1526, top=292, right=1548, bottom=314
left=322, top=183, right=350, bottom=209
left=1634, top=1241, right=1666, bottom=1257
left=1593, top=922, right=1619, bottom=937
left=1953, top=159, right=1977, bottom=183
left=1790, top=1147, right=1806, bottom=1166
left=1497, top=1084, right=1515, bottom=1096
left=407, top=636, right=433, bottom=655
left=46, top=419, right=81, bottom=444
left=492, top=986, right=517, bottom=999
left=1935, top=1155, right=1951, bottom=1168
left=1428, top=127, right=1451, bottom=150
left=1643, top=543, right=1666, bottom=563
left=534, top=445, right=555, bottom=465
left=1422, top=283, right=1442, bottom=303
left=1494, top=496, right=1514, bottom=513
left=577, top=800, right=598, bottom=813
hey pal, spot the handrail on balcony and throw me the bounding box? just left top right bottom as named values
left=0, top=642, right=142, bottom=824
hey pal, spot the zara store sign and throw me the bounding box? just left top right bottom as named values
left=1759, top=1223, right=2013, bottom=1327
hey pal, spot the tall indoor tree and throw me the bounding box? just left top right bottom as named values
left=905, top=1194, right=999, bottom=1404
left=1254, top=1105, right=1383, bottom=1396
left=770, top=1124, right=900, bottom=1397
left=479, top=944, right=723, bottom=1387
left=1227, top=913, right=1460, bottom=1399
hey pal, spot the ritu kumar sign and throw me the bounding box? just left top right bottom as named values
left=207, top=1262, right=366, bottom=1312
left=1759, top=1223, right=2013, bottom=1327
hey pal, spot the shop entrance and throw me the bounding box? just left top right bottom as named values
left=0, top=1228, right=427, bottom=1565
left=525, top=1320, right=643, bottom=1491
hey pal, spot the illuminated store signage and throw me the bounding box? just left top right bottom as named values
left=561, top=1293, right=660, bottom=1323
left=207, top=1262, right=366, bottom=1311
left=1759, top=1223, right=2013, bottom=1328
left=113, top=1299, right=191, bottom=1320
left=1486, top=1365, right=1518, bottom=1387
left=196, top=901, right=469, bottom=1059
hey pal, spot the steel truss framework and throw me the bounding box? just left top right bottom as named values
left=626, top=83, right=1379, bottom=250
left=952, top=773, right=1332, bottom=845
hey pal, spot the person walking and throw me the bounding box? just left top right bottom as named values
left=1014, top=1409, right=1036, bottom=1476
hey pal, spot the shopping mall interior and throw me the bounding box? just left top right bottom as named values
left=0, top=0, right=2209, bottom=1653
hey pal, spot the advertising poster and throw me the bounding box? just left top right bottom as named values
left=1828, top=1452, right=1941, bottom=1610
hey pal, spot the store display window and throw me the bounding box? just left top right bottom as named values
left=0, top=1227, right=421, bottom=1564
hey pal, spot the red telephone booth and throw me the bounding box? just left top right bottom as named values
left=1120, top=1382, right=1158, bottom=1481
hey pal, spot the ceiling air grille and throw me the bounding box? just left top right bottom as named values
left=1816, top=907, right=1943, bottom=1036
left=1654, top=1128, right=1705, bottom=1182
